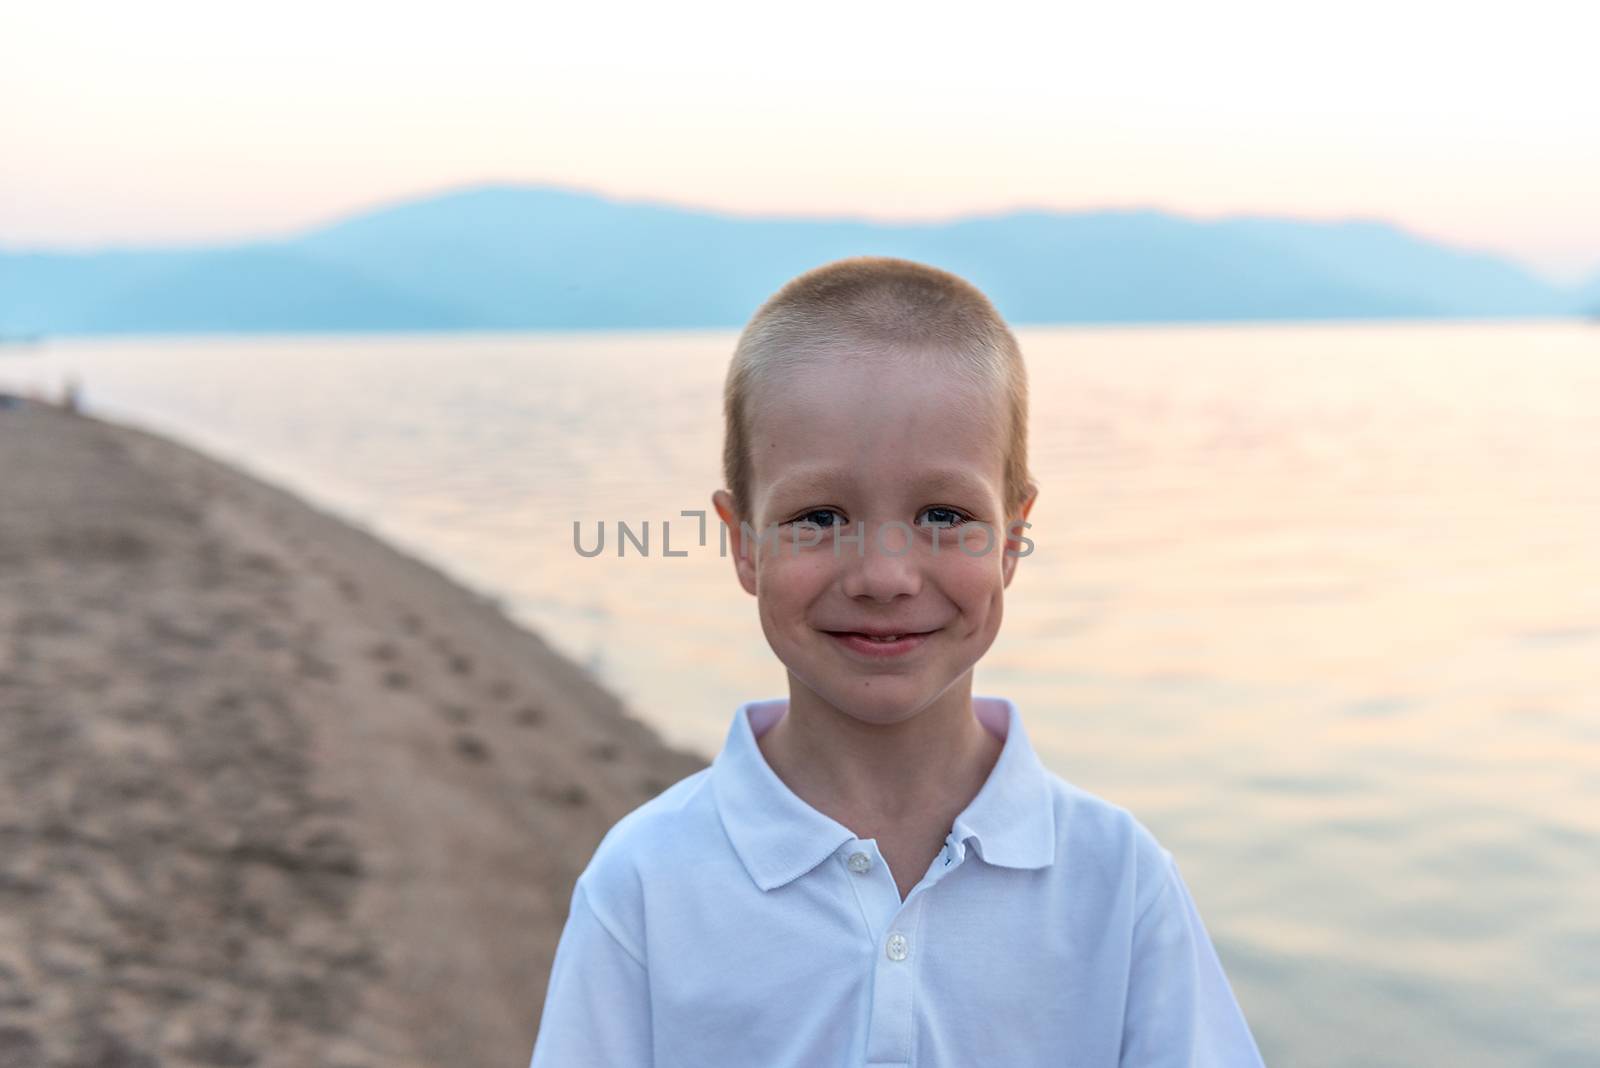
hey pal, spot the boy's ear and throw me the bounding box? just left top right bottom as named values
left=712, top=489, right=758, bottom=597
left=1001, top=482, right=1039, bottom=588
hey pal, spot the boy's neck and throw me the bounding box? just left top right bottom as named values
left=757, top=675, right=1002, bottom=829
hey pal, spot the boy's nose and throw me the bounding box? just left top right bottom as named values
left=839, top=523, right=923, bottom=602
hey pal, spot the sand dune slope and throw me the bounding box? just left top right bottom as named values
left=0, top=401, right=706, bottom=1068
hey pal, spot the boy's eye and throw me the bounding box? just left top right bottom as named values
left=918, top=506, right=970, bottom=528
left=790, top=509, right=844, bottom=529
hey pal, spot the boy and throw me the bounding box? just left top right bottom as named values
left=527, top=257, right=1266, bottom=1066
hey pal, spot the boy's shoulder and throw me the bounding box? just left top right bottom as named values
left=569, top=765, right=722, bottom=904
left=1040, top=768, right=1178, bottom=910
left=1044, top=769, right=1170, bottom=851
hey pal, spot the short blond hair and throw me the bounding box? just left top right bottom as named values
left=721, top=255, right=1033, bottom=520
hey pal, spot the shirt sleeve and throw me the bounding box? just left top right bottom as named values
left=527, top=877, right=653, bottom=1068
left=1120, top=855, right=1266, bottom=1068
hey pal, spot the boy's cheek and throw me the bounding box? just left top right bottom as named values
left=755, top=547, right=835, bottom=586
left=932, top=550, right=1007, bottom=589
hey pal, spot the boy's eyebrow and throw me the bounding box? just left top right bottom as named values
left=764, top=466, right=995, bottom=504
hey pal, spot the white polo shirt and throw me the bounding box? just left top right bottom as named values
left=527, top=696, right=1266, bottom=1067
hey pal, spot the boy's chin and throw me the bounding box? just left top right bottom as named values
left=794, top=675, right=953, bottom=727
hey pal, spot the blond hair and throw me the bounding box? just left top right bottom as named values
left=721, top=255, right=1033, bottom=520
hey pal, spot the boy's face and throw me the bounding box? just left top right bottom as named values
left=712, top=349, right=1036, bottom=727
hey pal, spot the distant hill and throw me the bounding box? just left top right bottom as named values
left=1, top=185, right=1591, bottom=335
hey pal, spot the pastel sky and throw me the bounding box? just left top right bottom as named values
left=3, top=0, right=1596, bottom=282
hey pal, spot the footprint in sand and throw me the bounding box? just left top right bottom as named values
left=296, top=652, right=340, bottom=682
left=537, top=781, right=588, bottom=807
left=514, top=705, right=545, bottom=728
left=0, top=1026, right=41, bottom=1065
left=436, top=703, right=472, bottom=724
left=238, top=550, right=284, bottom=576
left=453, top=732, right=491, bottom=763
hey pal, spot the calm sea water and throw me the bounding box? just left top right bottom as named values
left=5, top=322, right=1598, bottom=1066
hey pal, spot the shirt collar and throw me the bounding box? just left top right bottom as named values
left=712, top=695, right=1057, bottom=892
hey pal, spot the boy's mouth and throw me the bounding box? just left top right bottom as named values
left=821, top=629, right=936, bottom=658
left=822, top=627, right=935, bottom=640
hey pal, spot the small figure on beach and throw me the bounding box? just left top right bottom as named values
left=60, top=373, right=82, bottom=414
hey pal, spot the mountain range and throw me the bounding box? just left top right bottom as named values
left=2, top=185, right=1596, bottom=335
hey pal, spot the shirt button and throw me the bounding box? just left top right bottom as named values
left=846, top=851, right=872, bottom=874
left=885, top=933, right=910, bottom=961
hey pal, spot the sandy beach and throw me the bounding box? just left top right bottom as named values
left=0, top=397, right=707, bottom=1067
